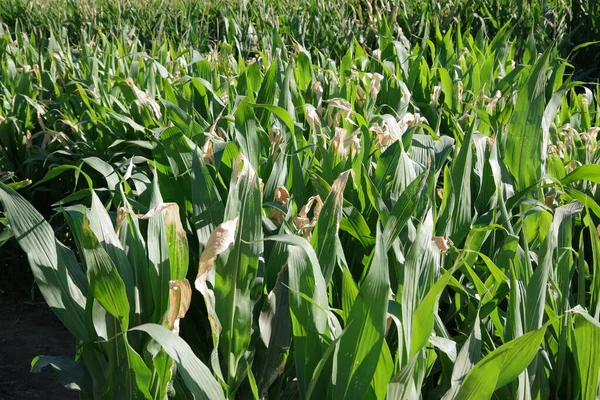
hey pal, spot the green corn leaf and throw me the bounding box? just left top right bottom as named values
left=450, top=126, right=473, bottom=244
left=311, top=170, right=351, bottom=284
left=267, top=234, right=329, bottom=399
left=191, top=148, right=224, bottom=247
left=383, top=171, right=427, bottom=251
left=411, top=263, right=454, bottom=356
left=441, top=313, right=482, bottom=400
left=78, top=210, right=130, bottom=330
left=88, top=192, right=136, bottom=311
left=147, top=170, right=172, bottom=322
left=504, top=49, right=551, bottom=190
left=254, top=266, right=292, bottom=397
left=256, top=61, right=278, bottom=126
left=525, top=202, right=582, bottom=332
left=234, top=99, right=261, bottom=169
left=164, top=202, right=188, bottom=281
left=438, top=67, right=454, bottom=111
left=386, top=355, right=419, bottom=400
left=561, top=164, right=600, bottom=185
left=215, top=155, right=263, bottom=388
left=117, top=195, right=153, bottom=322
left=31, top=355, right=91, bottom=394
left=456, top=325, right=548, bottom=398
left=131, top=324, right=226, bottom=400
left=571, top=308, right=600, bottom=400
left=402, top=209, right=434, bottom=357
left=0, top=182, right=89, bottom=341
left=334, top=222, right=390, bottom=400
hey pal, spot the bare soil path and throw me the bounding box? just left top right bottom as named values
left=0, top=295, right=78, bottom=400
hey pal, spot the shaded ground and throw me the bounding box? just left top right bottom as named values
left=0, top=295, right=78, bottom=400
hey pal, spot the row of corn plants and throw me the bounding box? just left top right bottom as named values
left=1, top=15, right=600, bottom=399
left=1, top=0, right=598, bottom=67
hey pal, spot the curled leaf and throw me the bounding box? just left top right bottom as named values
left=312, top=81, right=323, bottom=113
left=369, top=72, right=384, bottom=98
left=305, top=104, right=320, bottom=131
left=326, top=98, right=353, bottom=126
left=269, top=186, right=290, bottom=223
left=194, top=218, right=239, bottom=293
left=167, top=279, right=192, bottom=335
left=545, top=193, right=557, bottom=207
left=432, top=236, right=452, bottom=252
left=125, top=77, right=162, bottom=119
left=121, top=157, right=134, bottom=183
left=201, top=140, right=214, bottom=165
left=274, top=186, right=290, bottom=206
left=482, top=90, right=502, bottom=113
left=332, top=127, right=361, bottom=159
left=431, top=85, right=442, bottom=106
left=115, top=207, right=127, bottom=234
left=293, top=195, right=323, bottom=238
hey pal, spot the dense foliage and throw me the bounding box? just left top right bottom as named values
left=1, top=1, right=600, bottom=399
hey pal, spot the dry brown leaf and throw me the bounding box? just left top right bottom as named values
left=115, top=207, right=127, bottom=234
left=432, top=236, right=452, bottom=252
left=274, top=186, right=290, bottom=206
left=545, top=193, right=557, bottom=207
left=166, top=279, right=192, bottom=335
left=293, top=195, right=323, bottom=238
left=305, top=104, right=320, bottom=131
left=331, top=170, right=351, bottom=205
left=312, top=81, right=323, bottom=113
left=25, top=130, right=32, bottom=151
left=386, top=313, right=393, bottom=336
left=431, top=85, right=442, bottom=106
left=114, top=202, right=182, bottom=234
left=332, top=127, right=361, bottom=159
left=125, top=77, right=162, bottom=119
left=369, top=73, right=384, bottom=99
left=201, top=140, right=214, bottom=165
left=194, top=218, right=239, bottom=293
left=326, top=98, right=352, bottom=126
left=437, top=188, right=444, bottom=200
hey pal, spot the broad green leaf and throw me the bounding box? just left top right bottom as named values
left=383, top=172, right=427, bottom=251
left=131, top=324, right=225, bottom=400
left=411, top=264, right=454, bottom=356
left=504, top=49, right=550, bottom=190
left=441, top=313, right=482, bottom=400
left=31, top=355, right=90, bottom=393
left=334, top=223, right=390, bottom=400
left=68, top=208, right=130, bottom=330
left=0, top=183, right=89, bottom=341
left=311, top=170, right=350, bottom=284
left=234, top=99, right=261, bottom=169
left=147, top=170, right=172, bottom=322
left=254, top=266, right=291, bottom=397
left=456, top=326, right=548, bottom=398
left=561, top=164, right=600, bottom=185
left=191, top=148, right=224, bottom=247
left=571, top=309, right=600, bottom=400
left=215, top=155, right=263, bottom=387
left=267, top=234, right=329, bottom=399
left=402, top=209, right=434, bottom=357
left=525, top=202, right=582, bottom=332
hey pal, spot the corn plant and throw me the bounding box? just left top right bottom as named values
left=2, top=5, right=600, bottom=399
left=0, top=174, right=229, bottom=399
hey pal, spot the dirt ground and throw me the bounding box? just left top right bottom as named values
left=0, top=295, right=79, bottom=400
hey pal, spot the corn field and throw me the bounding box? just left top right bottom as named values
left=1, top=0, right=600, bottom=399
